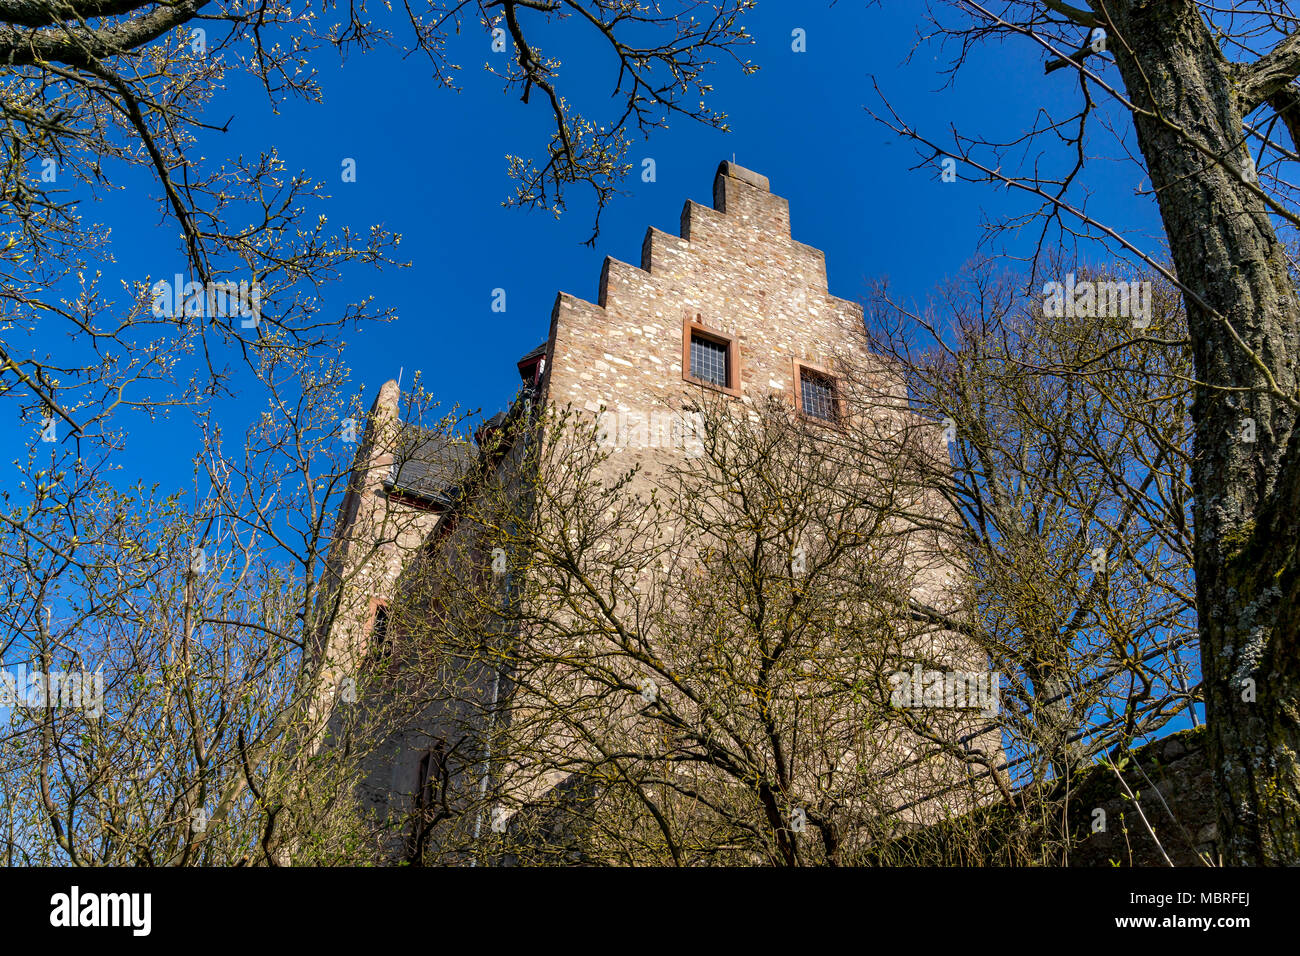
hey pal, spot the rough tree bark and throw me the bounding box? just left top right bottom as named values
left=1098, top=0, right=1300, bottom=864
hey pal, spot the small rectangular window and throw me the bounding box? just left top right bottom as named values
left=416, top=747, right=444, bottom=817
left=690, top=335, right=729, bottom=387
left=410, top=743, right=447, bottom=864
left=682, top=318, right=742, bottom=397
left=800, top=369, right=837, bottom=421
left=793, top=360, right=842, bottom=423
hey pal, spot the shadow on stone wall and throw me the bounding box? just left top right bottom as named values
left=489, top=727, right=1216, bottom=866
left=1066, top=726, right=1215, bottom=867
left=869, top=726, right=1215, bottom=866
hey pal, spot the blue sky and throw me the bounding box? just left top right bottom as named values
left=0, top=1, right=1199, bottom=752
left=5, top=1, right=1166, bottom=492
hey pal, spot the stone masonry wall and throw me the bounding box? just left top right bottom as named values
left=314, top=382, right=443, bottom=704
left=522, top=162, right=999, bottom=830
left=541, top=161, right=880, bottom=489
left=538, top=162, right=964, bottom=641
left=1069, top=727, right=1217, bottom=866
left=326, top=162, right=1005, bottom=860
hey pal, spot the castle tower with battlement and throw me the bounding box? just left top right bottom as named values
left=545, top=162, right=874, bottom=427
left=316, top=161, right=996, bottom=864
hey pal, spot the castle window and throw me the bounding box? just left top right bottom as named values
left=416, top=746, right=445, bottom=818
left=682, top=318, right=742, bottom=397
left=410, top=743, right=448, bottom=864
left=801, top=370, right=836, bottom=420
left=691, top=335, right=728, bottom=386
left=372, top=604, right=392, bottom=657
left=794, top=360, right=842, bottom=423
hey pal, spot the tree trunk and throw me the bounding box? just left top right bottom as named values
left=1103, top=0, right=1300, bottom=864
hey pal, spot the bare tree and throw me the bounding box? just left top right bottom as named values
left=873, top=0, right=1300, bottom=865
left=359, top=384, right=1006, bottom=866
left=0, top=342, right=471, bottom=864
left=0, top=0, right=754, bottom=446
left=0, top=0, right=755, bottom=866
left=859, top=259, right=1204, bottom=861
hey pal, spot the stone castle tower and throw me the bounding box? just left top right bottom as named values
left=314, top=162, right=994, bottom=863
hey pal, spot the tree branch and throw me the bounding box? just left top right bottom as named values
left=0, top=0, right=209, bottom=66
left=0, top=0, right=156, bottom=29
left=1238, top=29, right=1300, bottom=114
left=1041, top=0, right=1097, bottom=29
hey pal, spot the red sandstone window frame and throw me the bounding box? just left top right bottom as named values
left=792, top=358, right=846, bottom=425
left=682, top=318, right=742, bottom=397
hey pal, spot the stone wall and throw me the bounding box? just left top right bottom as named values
left=1068, top=726, right=1217, bottom=867
left=540, top=161, right=883, bottom=493
left=310, top=382, right=444, bottom=736
left=869, top=726, right=1216, bottom=866
left=321, top=161, right=1013, bottom=862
